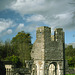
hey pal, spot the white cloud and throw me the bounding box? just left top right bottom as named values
left=24, top=24, right=37, bottom=32
left=1, top=0, right=75, bottom=31
left=9, top=0, right=75, bottom=30
left=26, top=15, right=45, bottom=22
left=16, top=23, right=44, bottom=33
left=7, top=29, right=12, bottom=34
left=10, top=0, right=46, bottom=14
left=10, top=0, right=75, bottom=15
left=16, top=23, right=25, bottom=31
left=55, top=13, right=69, bottom=19
left=0, top=19, right=17, bottom=38
left=25, top=12, right=75, bottom=31
left=16, top=23, right=37, bottom=32
left=50, top=12, right=75, bottom=30
left=0, top=19, right=14, bottom=32
left=0, top=29, right=13, bottom=38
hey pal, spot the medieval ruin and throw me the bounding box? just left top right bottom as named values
left=31, top=26, right=65, bottom=75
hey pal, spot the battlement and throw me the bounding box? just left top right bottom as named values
left=36, top=26, right=64, bottom=42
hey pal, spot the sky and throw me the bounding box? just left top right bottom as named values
left=0, top=0, right=75, bottom=44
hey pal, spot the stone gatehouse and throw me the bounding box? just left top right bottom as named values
left=31, top=26, right=65, bottom=75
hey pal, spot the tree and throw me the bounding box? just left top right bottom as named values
left=0, top=42, right=7, bottom=60
left=11, top=31, right=32, bottom=66
left=65, top=45, right=75, bottom=67
left=0, top=39, right=14, bottom=60
left=5, top=39, right=14, bottom=57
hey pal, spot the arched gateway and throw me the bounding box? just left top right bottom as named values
left=49, top=63, right=55, bottom=75
left=31, top=26, right=65, bottom=75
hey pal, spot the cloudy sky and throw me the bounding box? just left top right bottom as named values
left=0, top=0, right=75, bottom=44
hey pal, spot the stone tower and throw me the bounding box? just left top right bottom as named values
left=31, top=26, right=65, bottom=75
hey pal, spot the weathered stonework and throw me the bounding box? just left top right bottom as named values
left=31, top=26, right=65, bottom=75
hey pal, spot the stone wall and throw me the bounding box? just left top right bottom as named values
left=31, top=26, right=65, bottom=75
left=13, top=68, right=31, bottom=75
left=66, top=68, right=75, bottom=74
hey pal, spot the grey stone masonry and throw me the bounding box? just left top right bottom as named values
left=31, top=26, right=65, bottom=75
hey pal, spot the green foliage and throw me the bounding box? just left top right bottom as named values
left=66, top=74, right=75, bottom=75
left=11, top=31, right=32, bottom=66
left=5, top=40, right=14, bottom=57
left=0, top=40, right=14, bottom=60
left=5, top=55, right=22, bottom=67
left=0, top=31, right=32, bottom=67
left=0, top=44, right=7, bottom=60
left=65, top=45, right=75, bottom=67
left=11, top=31, right=31, bottom=44
left=5, top=55, right=18, bottom=63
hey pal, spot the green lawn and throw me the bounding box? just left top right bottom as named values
left=66, top=74, right=75, bottom=75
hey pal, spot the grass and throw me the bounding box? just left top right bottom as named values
left=66, top=74, right=75, bottom=75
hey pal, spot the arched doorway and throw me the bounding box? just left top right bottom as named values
left=49, top=63, right=57, bottom=75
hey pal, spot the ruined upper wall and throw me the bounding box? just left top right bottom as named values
left=36, top=26, right=64, bottom=42
left=31, top=26, right=65, bottom=60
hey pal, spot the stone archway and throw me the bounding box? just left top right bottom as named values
left=48, top=62, right=57, bottom=75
